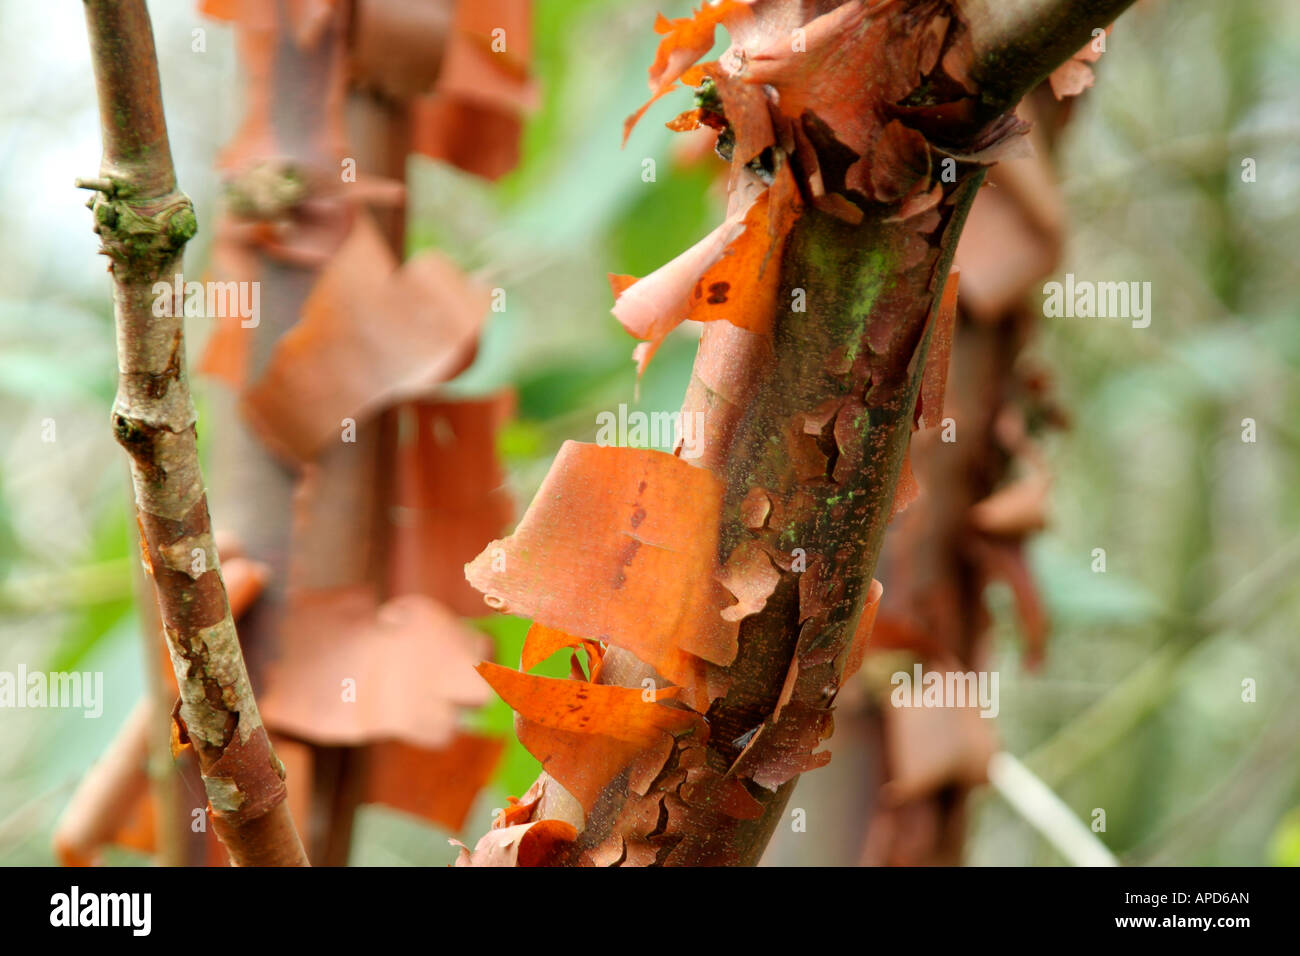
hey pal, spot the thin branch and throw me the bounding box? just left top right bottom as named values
left=986, top=751, right=1119, bottom=866
left=960, top=0, right=1140, bottom=118
left=80, top=0, right=307, bottom=867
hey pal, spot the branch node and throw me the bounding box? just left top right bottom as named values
left=89, top=191, right=197, bottom=283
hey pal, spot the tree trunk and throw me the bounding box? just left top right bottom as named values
left=462, top=0, right=1136, bottom=867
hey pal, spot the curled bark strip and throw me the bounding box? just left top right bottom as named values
left=454, top=819, right=578, bottom=867
left=363, top=734, right=504, bottom=833
left=387, top=394, right=517, bottom=617
left=256, top=589, right=492, bottom=749
left=405, top=0, right=538, bottom=181
left=465, top=442, right=736, bottom=707
left=240, top=214, right=490, bottom=465
left=478, top=663, right=705, bottom=813
left=80, top=0, right=306, bottom=866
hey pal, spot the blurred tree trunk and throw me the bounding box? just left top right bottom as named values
left=196, top=0, right=530, bottom=865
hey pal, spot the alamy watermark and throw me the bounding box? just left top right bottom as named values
left=1042, top=273, right=1151, bottom=328
left=890, top=663, right=999, bottom=718
left=595, top=403, right=707, bottom=460
left=0, top=666, right=103, bottom=718
left=50, top=886, right=150, bottom=936
left=152, top=274, right=260, bottom=328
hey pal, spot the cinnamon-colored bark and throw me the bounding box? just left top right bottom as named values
left=467, top=0, right=1137, bottom=867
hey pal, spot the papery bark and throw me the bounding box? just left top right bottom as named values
left=467, top=0, right=1135, bottom=867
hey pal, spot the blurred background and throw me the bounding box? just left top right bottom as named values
left=0, top=0, right=1297, bottom=865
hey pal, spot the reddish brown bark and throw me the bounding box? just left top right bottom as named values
left=859, top=86, right=1074, bottom=865
left=191, top=0, right=530, bottom=864
left=79, top=0, right=308, bottom=867
left=52, top=698, right=153, bottom=867
left=464, top=0, right=1136, bottom=867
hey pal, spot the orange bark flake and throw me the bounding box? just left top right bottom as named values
left=969, top=469, right=1050, bottom=538
left=735, top=0, right=922, bottom=158
left=717, top=539, right=780, bottom=623
left=478, top=664, right=699, bottom=746
left=477, top=663, right=704, bottom=812
left=363, top=734, right=504, bottom=833
left=612, top=165, right=798, bottom=374
left=520, top=621, right=605, bottom=681
left=493, top=780, right=544, bottom=829
left=257, top=589, right=492, bottom=749
left=408, top=0, right=537, bottom=181
left=841, top=578, right=885, bottom=684
left=240, top=214, right=489, bottom=464
left=200, top=0, right=339, bottom=42
left=465, top=442, right=739, bottom=705
left=918, top=265, right=960, bottom=430
left=890, top=449, right=921, bottom=520
left=729, top=699, right=834, bottom=791
left=623, top=1, right=752, bottom=143
left=194, top=224, right=260, bottom=391
left=387, top=393, right=516, bottom=617
left=221, top=556, right=270, bottom=620
left=454, top=818, right=578, bottom=867
left=683, top=62, right=776, bottom=178
left=1049, top=26, right=1112, bottom=100
left=853, top=119, right=931, bottom=203
left=434, top=0, right=535, bottom=110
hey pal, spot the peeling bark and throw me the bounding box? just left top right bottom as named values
left=467, top=0, right=1137, bottom=867
left=856, top=87, right=1073, bottom=865
left=559, top=180, right=983, bottom=867
left=192, top=0, right=529, bottom=864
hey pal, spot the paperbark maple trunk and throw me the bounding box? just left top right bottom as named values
left=468, top=0, right=1138, bottom=867
left=193, top=0, right=527, bottom=865
left=79, top=0, right=307, bottom=867
left=564, top=179, right=983, bottom=865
